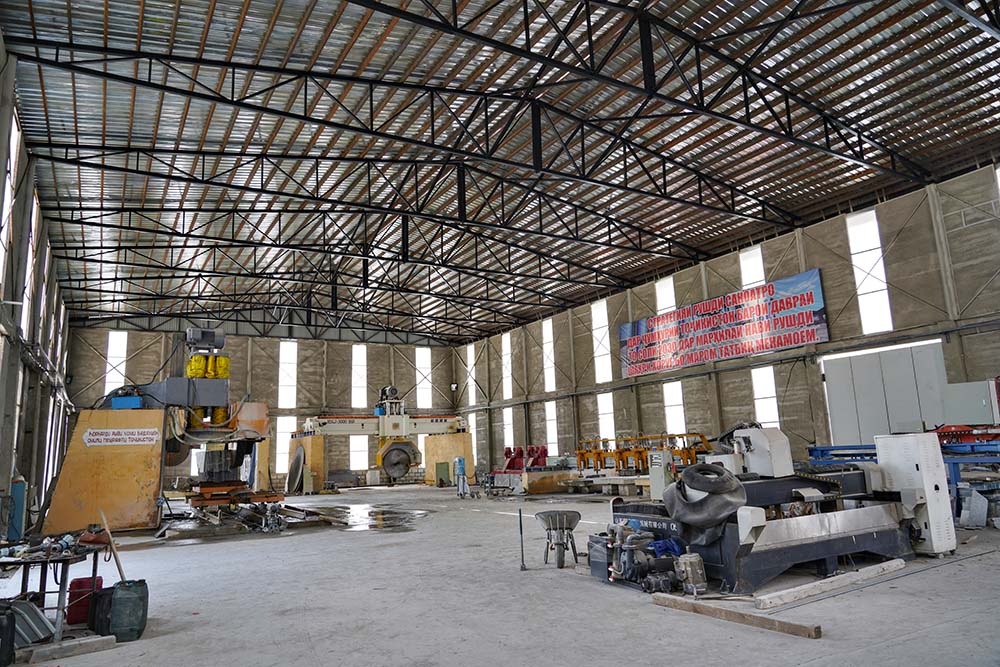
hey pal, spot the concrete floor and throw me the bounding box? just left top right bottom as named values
left=7, top=486, right=1000, bottom=666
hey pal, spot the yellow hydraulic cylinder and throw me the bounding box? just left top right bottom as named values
left=186, top=354, right=207, bottom=378
left=211, top=405, right=230, bottom=428
left=188, top=407, right=206, bottom=430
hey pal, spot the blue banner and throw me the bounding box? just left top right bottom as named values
left=619, top=269, right=829, bottom=378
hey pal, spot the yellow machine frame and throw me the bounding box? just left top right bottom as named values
left=375, top=436, right=412, bottom=468
left=575, top=433, right=710, bottom=473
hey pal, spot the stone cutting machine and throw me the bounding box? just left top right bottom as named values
left=303, top=386, right=466, bottom=482
left=589, top=429, right=956, bottom=595
left=43, top=328, right=276, bottom=533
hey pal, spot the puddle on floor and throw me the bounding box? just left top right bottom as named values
left=292, top=503, right=430, bottom=532
left=147, top=503, right=431, bottom=545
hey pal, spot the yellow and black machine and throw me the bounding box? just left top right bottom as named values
left=182, top=346, right=232, bottom=433
left=43, top=328, right=277, bottom=534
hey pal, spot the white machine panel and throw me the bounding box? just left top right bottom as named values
left=943, top=380, right=1000, bottom=426
left=824, top=358, right=861, bottom=445
left=647, top=449, right=674, bottom=500
left=880, top=348, right=924, bottom=433
left=824, top=342, right=949, bottom=444
left=732, top=428, right=794, bottom=478
left=874, top=433, right=956, bottom=555
left=852, top=356, right=891, bottom=444
left=379, top=415, right=407, bottom=437
left=704, top=454, right=740, bottom=476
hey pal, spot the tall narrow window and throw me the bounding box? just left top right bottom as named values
left=19, top=195, right=40, bottom=337
left=542, top=318, right=556, bottom=392
left=466, top=344, right=476, bottom=407
left=846, top=210, right=893, bottom=334
left=501, top=333, right=513, bottom=400
left=37, top=253, right=49, bottom=345
left=544, top=401, right=558, bottom=455
left=53, top=302, right=65, bottom=365
left=502, top=407, right=514, bottom=449
left=0, top=112, right=21, bottom=283
left=740, top=245, right=766, bottom=288
left=278, top=340, right=297, bottom=409
left=656, top=276, right=676, bottom=314
left=663, top=381, right=687, bottom=435
left=46, top=272, right=57, bottom=353
left=349, top=435, right=369, bottom=471
left=591, top=300, right=612, bottom=383
left=37, top=285, right=47, bottom=347
left=751, top=367, right=780, bottom=428
left=597, top=392, right=616, bottom=448
left=351, top=344, right=367, bottom=408
left=468, top=412, right=478, bottom=465
left=103, top=330, right=128, bottom=395
left=43, top=399, right=57, bottom=494
left=275, top=416, right=296, bottom=474
left=415, top=346, right=432, bottom=409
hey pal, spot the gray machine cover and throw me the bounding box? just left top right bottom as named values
left=662, top=463, right=747, bottom=545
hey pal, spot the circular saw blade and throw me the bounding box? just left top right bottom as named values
left=380, top=446, right=413, bottom=480
left=163, top=438, right=191, bottom=468
left=286, top=445, right=305, bottom=493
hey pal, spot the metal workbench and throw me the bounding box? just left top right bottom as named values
left=3, top=547, right=104, bottom=642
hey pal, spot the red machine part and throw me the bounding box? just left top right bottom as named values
left=934, top=424, right=1000, bottom=445
left=525, top=446, right=549, bottom=467
left=499, top=447, right=524, bottom=472
left=495, top=445, right=550, bottom=473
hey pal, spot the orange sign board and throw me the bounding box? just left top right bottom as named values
left=43, top=409, right=164, bottom=534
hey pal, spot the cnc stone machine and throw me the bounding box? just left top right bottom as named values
left=591, top=429, right=956, bottom=595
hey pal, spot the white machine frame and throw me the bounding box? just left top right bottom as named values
left=304, top=402, right=465, bottom=447
left=303, top=391, right=465, bottom=479
left=701, top=427, right=955, bottom=558
left=872, top=432, right=957, bottom=555
left=706, top=427, right=794, bottom=478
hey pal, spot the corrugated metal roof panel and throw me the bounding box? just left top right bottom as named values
left=0, top=0, right=997, bottom=341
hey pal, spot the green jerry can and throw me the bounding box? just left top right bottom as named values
left=88, top=580, right=149, bottom=642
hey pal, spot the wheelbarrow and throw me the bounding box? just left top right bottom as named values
left=535, top=510, right=582, bottom=569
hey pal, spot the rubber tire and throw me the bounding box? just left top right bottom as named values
left=681, top=462, right=740, bottom=494
left=555, top=543, right=566, bottom=569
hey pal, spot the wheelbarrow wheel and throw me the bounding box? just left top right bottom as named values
left=555, top=542, right=566, bottom=569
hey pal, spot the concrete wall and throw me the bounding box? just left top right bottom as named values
left=456, top=167, right=1000, bottom=465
